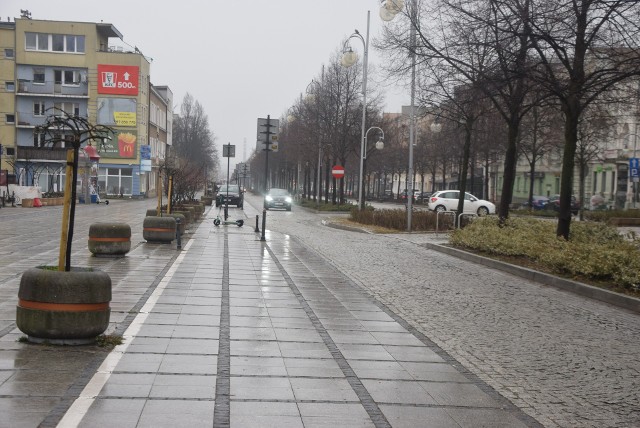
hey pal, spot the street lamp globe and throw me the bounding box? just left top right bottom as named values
left=430, top=121, right=442, bottom=133
left=375, top=138, right=384, bottom=151
left=341, top=48, right=358, bottom=67
left=379, top=7, right=396, bottom=21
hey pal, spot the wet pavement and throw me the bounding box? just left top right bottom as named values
left=0, top=198, right=539, bottom=427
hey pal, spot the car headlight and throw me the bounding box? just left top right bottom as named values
left=285, top=197, right=292, bottom=203
left=265, top=195, right=273, bottom=201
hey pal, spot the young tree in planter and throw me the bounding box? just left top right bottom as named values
left=35, top=107, right=113, bottom=271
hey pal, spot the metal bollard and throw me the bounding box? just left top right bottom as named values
left=260, top=209, right=266, bottom=241
left=176, top=218, right=182, bottom=250
left=255, top=215, right=260, bottom=233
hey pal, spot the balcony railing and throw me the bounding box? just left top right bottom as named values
left=17, top=146, right=68, bottom=161
left=17, top=80, right=88, bottom=97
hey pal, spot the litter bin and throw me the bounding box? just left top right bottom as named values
left=90, top=194, right=98, bottom=203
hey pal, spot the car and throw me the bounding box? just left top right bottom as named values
left=215, top=184, right=243, bottom=208
left=427, top=190, right=496, bottom=216
left=520, top=195, right=550, bottom=210
left=545, top=194, right=580, bottom=215
left=400, top=189, right=420, bottom=203
left=264, top=188, right=293, bottom=211
left=417, top=191, right=432, bottom=204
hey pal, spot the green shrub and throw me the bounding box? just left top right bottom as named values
left=583, top=209, right=640, bottom=222
left=349, top=208, right=453, bottom=231
left=450, top=217, right=640, bottom=291
left=298, top=199, right=356, bottom=211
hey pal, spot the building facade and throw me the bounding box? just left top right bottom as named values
left=0, top=15, right=172, bottom=199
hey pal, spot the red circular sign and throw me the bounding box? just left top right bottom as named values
left=332, top=165, right=345, bottom=179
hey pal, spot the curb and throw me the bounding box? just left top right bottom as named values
left=425, top=242, right=640, bottom=314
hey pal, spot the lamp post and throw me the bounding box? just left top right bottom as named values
left=306, top=79, right=323, bottom=208
left=341, top=11, right=370, bottom=210
left=362, top=126, right=385, bottom=207
left=379, top=0, right=423, bottom=231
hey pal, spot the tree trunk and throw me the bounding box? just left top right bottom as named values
left=498, top=120, right=519, bottom=221
left=557, top=104, right=579, bottom=239
left=456, top=126, right=472, bottom=214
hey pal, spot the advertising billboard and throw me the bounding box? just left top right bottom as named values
left=97, top=97, right=137, bottom=127
left=100, top=130, right=138, bottom=159
left=97, top=64, right=139, bottom=95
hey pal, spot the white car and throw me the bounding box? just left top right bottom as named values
left=427, top=190, right=495, bottom=216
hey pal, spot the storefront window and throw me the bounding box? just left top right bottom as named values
left=100, top=167, right=133, bottom=196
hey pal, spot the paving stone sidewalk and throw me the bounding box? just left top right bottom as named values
left=0, top=204, right=539, bottom=427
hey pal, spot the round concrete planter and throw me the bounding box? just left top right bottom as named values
left=176, top=206, right=199, bottom=221
left=173, top=210, right=192, bottom=226
left=88, top=223, right=131, bottom=257
left=146, top=208, right=163, bottom=217
left=166, top=213, right=186, bottom=235
left=16, top=267, right=112, bottom=345
left=143, top=216, right=176, bottom=243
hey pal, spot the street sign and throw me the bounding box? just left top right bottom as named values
left=630, top=158, right=639, bottom=178
left=331, top=165, right=345, bottom=179
left=257, top=117, right=279, bottom=144
left=223, top=144, right=235, bottom=158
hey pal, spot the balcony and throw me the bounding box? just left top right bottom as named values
left=17, top=146, right=68, bottom=161
left=17, top=80, right=88, bottom=98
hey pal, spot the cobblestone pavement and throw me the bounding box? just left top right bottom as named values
left=246, top=194, right=640, bottom=428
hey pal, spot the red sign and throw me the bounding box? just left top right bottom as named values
left=332, top=165, right=345, bottom=179
left=97, top=64, right=139, bottom=95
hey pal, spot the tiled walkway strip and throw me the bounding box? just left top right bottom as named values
left=212, top=234, right=231, bottom=427
left=264, top=244, right=392, bottom=428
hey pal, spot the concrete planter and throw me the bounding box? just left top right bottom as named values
left=16, top=267, right=112, bottom=345
left=146, top=208, right=164, bottom=217
left=166, top=213, right=187, bottom=235
left=173, top=210, right=192, bottom=226
left=201, top=196, right=213, bottom=206
left=88, top=223, right=131, bottom=257
left=143, top=216, right=176, bottom=243
left=176, top=205, right=199, bottom=221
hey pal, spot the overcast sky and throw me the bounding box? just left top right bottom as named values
left=5, top=0, right=408, bottom=170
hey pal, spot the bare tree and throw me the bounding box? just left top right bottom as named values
left=526, top=0, right=640, bottom=238
left=518, top=102, right=564, bottom=208
left=173, top=93, right=219, bottom=188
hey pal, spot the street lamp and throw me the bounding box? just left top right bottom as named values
left=379, top=0, right=423, bottom=231
left=341, top=11, right=370, bottom=210
left=306, top=79, right=323, bottom=208
left=361, top=126, right=385, bottom=207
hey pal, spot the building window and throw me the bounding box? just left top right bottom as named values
left=4, top=48, right=14, bottom=58
left=54, top=102, right=80, bottom=117
left=34, top=102, right=45, bottom=116
left=5, top=81, right=14, bottom=92
left=602, top=171, right=607, bottom=194
left=101, top=167, right=133, bottom=196
left=33, top=132, right=46, bottom=147
left=54, top=69, right=80, bottom=86
left=52, top=34, right=64, bottom=51
left=6, top=147, right=15, bottom=156
left=33, top=68, right=45, bottom=84
left=25, top=32, right=85, bottom=53
left=6, top=114, right=15, bottom=124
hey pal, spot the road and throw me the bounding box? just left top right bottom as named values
left=243, top=193, right=640, bottom=428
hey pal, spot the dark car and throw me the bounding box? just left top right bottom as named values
left=417, top=192, right=432, bottom=204
left=545, top=194, right=580, bottom=215
left=264, top=188, right=292, bottom=211
left=215, top=184, right=243, bottom=208
left=520, top=195, right=549, bottom=211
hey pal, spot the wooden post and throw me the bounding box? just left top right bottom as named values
left=156, top=170, right=162, bottom=216
left=58, top=149, right=74, bottom=271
